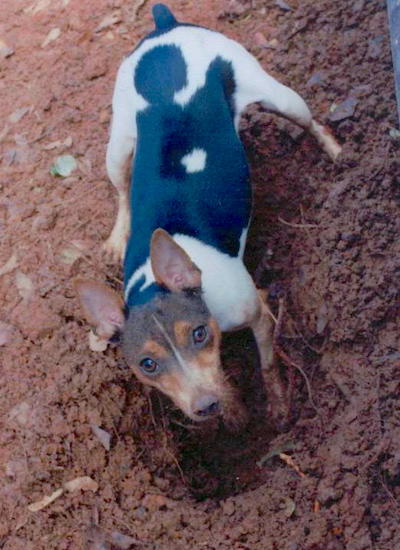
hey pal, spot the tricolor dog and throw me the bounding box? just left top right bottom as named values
left=76, top=4, right=340, bottom=429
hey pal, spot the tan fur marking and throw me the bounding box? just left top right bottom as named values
left=174, top=321, right=191, bottom=347
left=141, top=340, right=169, bottom=359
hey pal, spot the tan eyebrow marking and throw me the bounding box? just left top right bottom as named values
left=174, top=321, right=191, bottom=347
left=141, top=339, right=169, bottom=359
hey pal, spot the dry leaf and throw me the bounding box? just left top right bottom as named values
left=15, top=271, right=34, bottom=300
left=0, top=253, right=18, bottom=277
left=64, top=476, right=98, bottom=493
left=110, top=531, right=139, bottom=549
left=329, top=97, right=358, bottom=122
left=28, top=488, right=64, bottom=512
left=0, top=321, right=14, bottom=346
left=59, top=246, right=83, bottom=265
left=91, top=424, right=111, bottom=451
left=41, top=28, right=61, bottom=48
left=43, top=136, right=73, bottom=150
left=89, top=330, right=108, bottom=352
left=0, top=39, right=14, bottom=58
left=8, top=401, right=31, bottom=425
left=282, top=496, right=296, bottom=518
left=9, top=107, right=30, bottom=124
left=95, top=12, right=122, bottom=32
left=25, top=0, right=51, bottom=14
left=87, top=526, right=110, bottom=550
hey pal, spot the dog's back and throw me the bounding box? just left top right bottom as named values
left=122, top=5, right=254, bottom=306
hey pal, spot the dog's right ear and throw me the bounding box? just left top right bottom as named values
left=74, top=278, right=124, bottom=340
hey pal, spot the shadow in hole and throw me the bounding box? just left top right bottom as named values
left=161, top=328, right=280, bottom=500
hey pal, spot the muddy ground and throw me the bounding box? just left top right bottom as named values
left=0, top=0, right=399, bottom=548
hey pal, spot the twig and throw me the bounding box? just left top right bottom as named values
left=278, top=216, right=319, bottom=229
left=273, top=297, right=319, bottom=416
left=380, top=473, right=400, bottom=511
left=279, top=452, right=306, bottom=478
left=133, top=0, right=149, bottom=18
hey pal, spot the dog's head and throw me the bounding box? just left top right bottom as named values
left=75, top=229, right=244, bottom=425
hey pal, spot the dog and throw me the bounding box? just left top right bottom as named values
left=75, top=4, right=340, bottom=430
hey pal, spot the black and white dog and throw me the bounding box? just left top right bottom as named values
left=76, top=4, right=340, bottom=429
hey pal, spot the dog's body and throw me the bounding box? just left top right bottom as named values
left=76, top=5, right=340, bottom=428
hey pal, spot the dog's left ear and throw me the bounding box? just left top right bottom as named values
left=150, top=228, right=202, bottom=292
left=74, top=278, right=125, bottom=340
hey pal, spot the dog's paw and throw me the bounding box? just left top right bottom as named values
left=102, top=235, right=126, bottom=264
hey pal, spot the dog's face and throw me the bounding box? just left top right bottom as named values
left=75, top=230, right=240, bottom=423
left=122, top=291, right=227, bottom=421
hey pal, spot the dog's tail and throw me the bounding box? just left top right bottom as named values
left=152, top=4, right=178, bottom=31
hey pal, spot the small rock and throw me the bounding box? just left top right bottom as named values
left=275, top=0, right=292, bottom=11
left=306, top=72, right=325, bottom=87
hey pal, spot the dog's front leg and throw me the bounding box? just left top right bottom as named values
left=103, top=59, right=137, bottom=263
left=250, top=291, right=290, bottom=431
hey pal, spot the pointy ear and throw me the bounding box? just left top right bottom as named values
left=150, top=229, right=202, bottom=292
left=74, top=278, right=125, bottom=339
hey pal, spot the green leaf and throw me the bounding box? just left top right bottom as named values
left=50, top=154, right=77, bottom=177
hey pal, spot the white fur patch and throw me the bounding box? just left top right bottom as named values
left=124, top=257, right=153, bottom=301
left=125, top=233, right=258, bottom=332
left=181, top=148, right=207, bottom=173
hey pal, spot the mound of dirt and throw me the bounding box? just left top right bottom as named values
left=1, top=0, right=398, bottom=548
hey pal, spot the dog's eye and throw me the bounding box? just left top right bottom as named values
left=140, top=357, right=159, bottom=374
left=192, top=325, right=208, bottom=344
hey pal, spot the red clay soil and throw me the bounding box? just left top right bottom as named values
left=1, top=0, right=399, bottom=548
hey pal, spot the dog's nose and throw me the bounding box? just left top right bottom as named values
left=194, top=395, right=220, bottom=417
